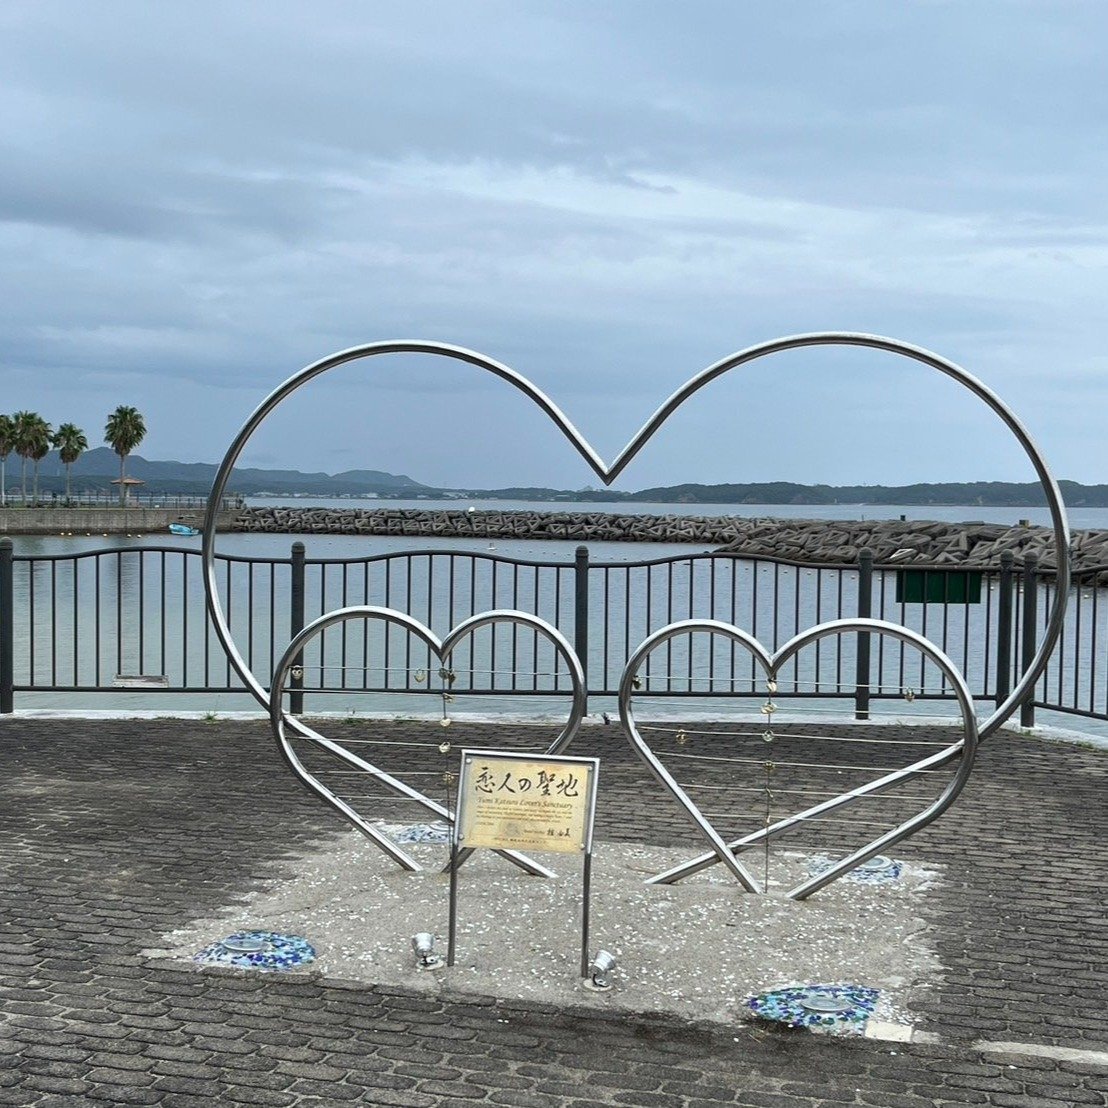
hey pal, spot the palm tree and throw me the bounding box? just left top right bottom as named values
left=53, top=423, right=88, bottom=503
left=29, top=423, right=52, bottom=504
left=104, top=406, right=146, bottom=506
left=12, top=411, right=50, bottom=505
left=0, top=415, right=12, bottom=507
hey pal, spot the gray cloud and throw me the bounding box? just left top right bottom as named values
left=1, top=1, right=1106, bottom=488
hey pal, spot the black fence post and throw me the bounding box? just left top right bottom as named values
left=1, top=539, right=13, bottom=714
left=855, top=548, right=873, bottom=721
left=1019, top=552, right=1039, bottom=728
left=995, top=551, right=1014, bottom=708
left=574, top=545, right=590, bottom=710
left=290, top=541, right=306, bottom=715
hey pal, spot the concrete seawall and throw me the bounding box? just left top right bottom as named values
left=0, top=507, right=240, bottom=535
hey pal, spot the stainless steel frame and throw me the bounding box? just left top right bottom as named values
left=268, top=606, right=586, bottom=875
left=202, top=332, right=1069, bottom=744
left=201, top=332, right=1067, bottom=887
left=618, top=617, right=979, bottom=897
left=446, top=749, right=600, bottom=973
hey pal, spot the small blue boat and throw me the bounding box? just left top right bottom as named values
left=168, top=523, right=200, bottom=536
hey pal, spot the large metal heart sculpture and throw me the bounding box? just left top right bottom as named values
left=267, top=606, right=587, bottom=877
left=200, top=332, right=1070, bottom=882
left=618, top=617, right=978, bottom=899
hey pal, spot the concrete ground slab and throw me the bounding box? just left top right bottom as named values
left=157, top=837, right=940, bottom=1030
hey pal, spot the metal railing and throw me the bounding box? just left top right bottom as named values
left=0, top=538, right=1103, bottom=726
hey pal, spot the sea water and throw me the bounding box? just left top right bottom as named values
left=6, top=499, right=1104, bottom=739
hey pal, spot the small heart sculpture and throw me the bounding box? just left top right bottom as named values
left=618, top=617, right=978, bottom=898
left=268, top=606, right=586, bottom=876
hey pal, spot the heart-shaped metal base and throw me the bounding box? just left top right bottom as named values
left=619, top=617, right=978, bottom=897
left=267, top=606, right=587, bottom=877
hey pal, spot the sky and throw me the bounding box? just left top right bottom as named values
left=2, top=1, right=1107, bottom=492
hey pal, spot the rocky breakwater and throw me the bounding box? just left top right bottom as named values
left=717, top=517, right=1108, bottom=583
left=235, top=507, right=1108, bottom=582
left=236, top=506, right=738, bottom=543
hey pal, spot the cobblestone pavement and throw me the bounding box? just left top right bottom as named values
left=1, top=716, right=1105, bottom=1107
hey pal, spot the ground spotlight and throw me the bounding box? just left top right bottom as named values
left=411, top=932, right=444, bottom=970
left=584, top=949, right=617, bottom=991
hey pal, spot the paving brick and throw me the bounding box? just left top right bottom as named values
left=1023, top=1086, right=1105, bottom=1105
left=659, top=1081, right=736, bottom=1101
left=990, top=1095, right=1094, bottom=1108
left=84, top=1084, right=165, bottom=1103
left=611, top=1091, right=688, bottom=1108
left=348, top=1090, right=440, bottom=1108
left=22, top=1075, right=93, bottom=1097
left=489, top=1091, right=575, bottom=1108
left=289, top=1078, right=366, bottom=1099
left=730, top=1094, right=820, bottom=1108
left=220, top=1087, right=297, bottom=1107
left=16, top=1059, right=88, bottom=1081
left=150, top=1075, right=224, bottom=1096
left=17, top=1046, right=91, bottom=1065
left=0, top=1091, right=38, bottom=1107
left=463, top=1071, right=536, bottom=1091
left=83, top=1066, right=159, bottom=1087
left=86, top=1050, right=156, bottom=1071
left=2, top=718, right=1106, bottom=1108
left=149, top=1060, right=223, bottom=1081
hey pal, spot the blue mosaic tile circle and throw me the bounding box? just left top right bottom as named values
left=194, top=931, right=316, bottom=971
left=747, top=984, right=879, bottom=1028
left=392, top=821, right=451, bottom=844
left=806, top=854, right=903, bottom=884
left=372, top=820, right=452, bottom=845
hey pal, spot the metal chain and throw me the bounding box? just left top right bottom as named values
left=761, top=677, right=777, bottom=891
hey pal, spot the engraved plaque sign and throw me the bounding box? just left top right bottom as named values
left=456, top=751, right=599, bottom=854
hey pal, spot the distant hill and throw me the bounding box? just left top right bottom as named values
left=29, top=448, right=426, bottom=496
left=619, top=480, right=1108, bottom=507
left=451, top=479, right=1108, bottom=507
left=14, top=450, right=1108, bottom=507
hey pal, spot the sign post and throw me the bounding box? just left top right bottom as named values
left=448, top=750, right=600, bottom=977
